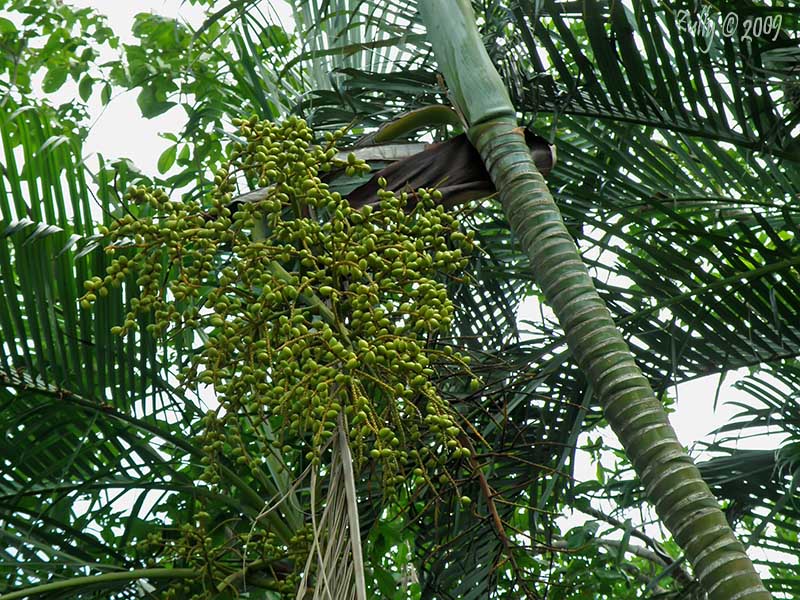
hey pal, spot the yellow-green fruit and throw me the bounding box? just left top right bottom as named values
left=83, top=116, right=476, bottom=527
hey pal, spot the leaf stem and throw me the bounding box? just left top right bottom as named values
left=0, top=568, right=198, bottom=599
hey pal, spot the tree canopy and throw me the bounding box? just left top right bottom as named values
left=1, top=1, right=800, bottom=598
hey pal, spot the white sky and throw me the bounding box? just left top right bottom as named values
left=60, top=0, right=294, bottom=175
left=22, top=0, right=202, bottom=175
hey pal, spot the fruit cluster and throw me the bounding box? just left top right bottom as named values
left=83, top=117, right=477, bottom=498
left=82, top=116, right=479, bottom=595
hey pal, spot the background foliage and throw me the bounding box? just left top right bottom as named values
left=1, top=0, right=800, bottom=598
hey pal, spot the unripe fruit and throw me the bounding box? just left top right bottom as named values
left=83, top=117, right=478, bottom=550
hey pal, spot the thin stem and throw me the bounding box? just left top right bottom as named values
left=0, top=568, right=198, bottom=600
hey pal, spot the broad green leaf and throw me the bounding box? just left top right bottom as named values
left=78, top=74, right=93, bottom=101
left=42, top=67, right=68, bottom=93
left=0, top=16, right=18, bottom=33
left=137, top=85, right=175, bottom=118
left=157, top=144, right=177, bottom=173
left=101, top=82, right=112, bottom=105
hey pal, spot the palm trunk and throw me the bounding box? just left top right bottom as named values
left=418, top=1, right=771, bottom=598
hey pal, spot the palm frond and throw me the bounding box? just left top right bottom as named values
left=495, top=1, right=800, bottom=160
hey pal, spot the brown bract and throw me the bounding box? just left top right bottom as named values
left=346, top=131, right=555, bottom=210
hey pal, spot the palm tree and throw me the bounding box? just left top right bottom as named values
left=2, top=1, right=800, bottom=598
left=416, top=1, right=769, bottom=598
